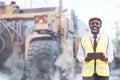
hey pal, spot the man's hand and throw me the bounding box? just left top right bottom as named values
left=85, top=54, right=93, bottom=62
left=99, top=53, right=108, bottom=61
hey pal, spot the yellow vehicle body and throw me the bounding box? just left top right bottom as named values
left=0, top=3, right=80, bottom=80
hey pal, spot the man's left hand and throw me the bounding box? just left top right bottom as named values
left=99, top=54, right=108, bottom=61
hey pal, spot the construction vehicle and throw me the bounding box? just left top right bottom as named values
left=0, top=1, right=80, bottom=80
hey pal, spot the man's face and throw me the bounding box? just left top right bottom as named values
left=89, top=19, right=102, bottom=35
left=11, top=4, right=17, bottom=8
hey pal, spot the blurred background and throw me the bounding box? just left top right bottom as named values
left=0, top=0, right=120, bottom=80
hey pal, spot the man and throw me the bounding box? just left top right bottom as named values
left=10, top=1, right=19, bottom=9
left=77, top=17, right=114, bottom=80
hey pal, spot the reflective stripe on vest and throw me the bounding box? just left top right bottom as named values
left=81, top=35, right=109, bottom=77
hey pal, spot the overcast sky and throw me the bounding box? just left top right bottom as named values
left=1, top=0, right=120, bottom=21
left=1, top=0, right=120, bottom=22
left=1, top=0, right=120, bottom=38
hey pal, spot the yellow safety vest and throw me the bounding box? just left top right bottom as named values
left=81, top=35, right=109, bottom=77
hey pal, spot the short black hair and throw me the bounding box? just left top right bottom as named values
left=89, top=17, right=102, bottom=23
left=11, top=1, right=16, bottom=4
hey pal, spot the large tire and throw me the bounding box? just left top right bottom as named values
left=26, top=40, right=59, bottom=80
left=0, top=23, right=13, bottom=69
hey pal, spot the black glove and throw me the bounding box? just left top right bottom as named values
left=99, top=54, right=108, bottom=61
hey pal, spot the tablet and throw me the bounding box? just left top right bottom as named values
left=87, top=52, right=103, bottom=59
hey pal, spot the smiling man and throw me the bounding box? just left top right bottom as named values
left=77, top=17, right=114, bottom=80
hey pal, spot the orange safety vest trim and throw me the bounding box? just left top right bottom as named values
left=81, top=35, right=109, bottom=77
